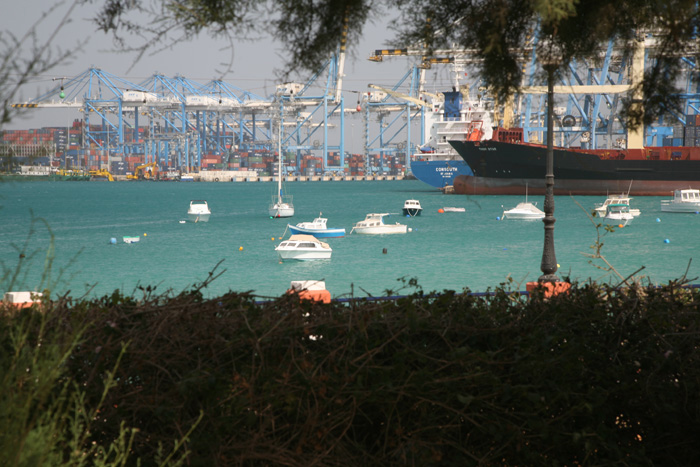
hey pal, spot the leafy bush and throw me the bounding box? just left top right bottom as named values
left=3, top=282, right=700, bottom=465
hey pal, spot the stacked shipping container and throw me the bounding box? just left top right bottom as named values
left=2, top=124, right=408, bottom=176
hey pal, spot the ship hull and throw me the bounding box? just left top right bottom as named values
left=410, top=159, right=473, bottom=188
left=450, top=140, right=700, bottom=196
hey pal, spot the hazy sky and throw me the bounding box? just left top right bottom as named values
left=5, top=0, right=456, bottom=130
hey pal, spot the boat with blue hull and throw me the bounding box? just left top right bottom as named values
left=287, top=214, right=345, bottom=238
left=410, top=159, right=473, bottom=188
left=409, top=75, right=492, bottom=189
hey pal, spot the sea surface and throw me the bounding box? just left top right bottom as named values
left=1, top=179, right=699, bottom=300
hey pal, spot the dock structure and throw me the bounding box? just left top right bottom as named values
left=7, top=35, right=700, bottom=179
left=178, top=171, right=403, bottom=182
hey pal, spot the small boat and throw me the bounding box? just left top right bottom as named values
left=180, top=174, right=194, bottom=182
left=269, top=124, right=294, bottom=218
left=660, top=188, right=700, bottom=213
left=603, top=203, right=635, bottom=226
left=288, top=213, right=346, bottom=238
left=123, top=236, right=140, bottom=244
left=275, top=234, right=332, bottom=261
left=187, top=200, right=211, bottom=222
left=502, top=202, right=545, bottom=220
left=594, top=194, right=641, bottom=217
left=351, top=213, right=408, bottom=235
left=442, top=207, right=466, bottom=212
left=402, top=199, right=423, bottom=217
left=501, top=186, right=544, bottom=220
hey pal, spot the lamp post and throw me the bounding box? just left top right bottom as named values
left=537, top=38, right=562, bottom=283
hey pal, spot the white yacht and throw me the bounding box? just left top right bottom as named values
left=660, top=189, right=700, bottom=213
left=351, top=213, right=408, bottom=234
left=594, top=194, right=641, bottom=217
left=501, top=187, right=544, bottom=220
left=187, top=200, right=211, bottom=222
left=501, top=202, right=545, bottom=220
left=603, top=203, right=635, bottom=226
left=275, top=234, right=332, bottom=261
left=402, top=199, right=423, bottom=217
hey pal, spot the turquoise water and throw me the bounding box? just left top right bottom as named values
left=1, top=179, right=699, bottom=300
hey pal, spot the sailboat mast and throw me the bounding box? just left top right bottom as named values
left=278, top=122, right=283, bottom=199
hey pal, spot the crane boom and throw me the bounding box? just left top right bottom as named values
left=368, top=84, right=429, bottom=108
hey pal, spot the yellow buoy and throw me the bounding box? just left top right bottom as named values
left=239, top=246, right=243, bottom=251
left=271, top=237, right=275, bottom=241
left=144, top=233, right=147, bottom=236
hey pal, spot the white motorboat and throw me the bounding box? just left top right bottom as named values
left=288, top=213, right=346, bottom=238
left=402, top=199, right=423, bottom=217
left=123, top=236, right=140, bottom=244
left=501, top=185, right=544, bottom=220
left=603, top=203, right=635, bottom=226
left=187, top=200, right=211, bottom=222
left=275, top=234, right=332, bottom=261
left=594, top=194, right=641, bottom=217
left=502, top=202, right=545, bottom=220
left=660, top=188, right=700, bottom=213
left=269, top=124, right=294, bottom=218
left=351, top=213, right=408, bottom=234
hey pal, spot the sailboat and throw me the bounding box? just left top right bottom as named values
left=268, top=123, right=294, bottom=218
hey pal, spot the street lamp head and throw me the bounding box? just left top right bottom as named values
left=537, top=36, right=564, bottom=68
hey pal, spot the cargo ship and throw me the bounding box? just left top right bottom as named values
left=449, top=127, right=700, bottom=196
left=409, top=85, right=493, bottom=189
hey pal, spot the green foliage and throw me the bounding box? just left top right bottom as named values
left=0, top=301, right=197, bottom=466
left=3, top=281, right=691, bottom=465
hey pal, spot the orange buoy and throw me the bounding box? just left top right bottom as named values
left=438, top=208, right=445, bottom=213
